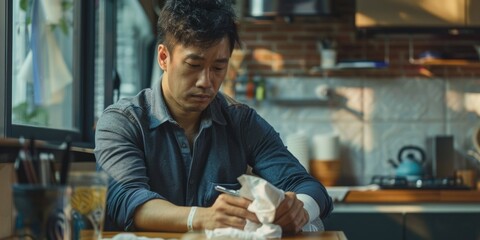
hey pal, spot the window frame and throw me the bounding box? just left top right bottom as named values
left=103, top=0, right=116, bottom=109
left=2, top=0, right=99, bottom=148
left=1, top=0, right=11, bottom=138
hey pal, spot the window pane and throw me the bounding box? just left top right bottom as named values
left=11, top=0, right=77, bottom=131
left=115, top=0, right=156, bottom=100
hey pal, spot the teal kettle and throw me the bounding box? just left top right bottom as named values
left=389, top=145, right=426, bottom=180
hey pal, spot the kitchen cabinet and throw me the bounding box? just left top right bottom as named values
left=325, top=189, right=480, bottom=240
left=405, top=213, right=480, bottom=240
left=324, top=211, right=480, bottom=240
left=324, top=212, right=403, bottom=240
left=356, top=0, right=480, bottom=28
left=467, top=0, right=480, bottom=25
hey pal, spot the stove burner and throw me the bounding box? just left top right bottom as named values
left=371, top=175, right=470, bottom=190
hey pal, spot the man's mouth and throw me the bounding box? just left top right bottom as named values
left=190, top=94, right=211, bottom=102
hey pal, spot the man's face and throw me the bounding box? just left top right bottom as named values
left=158, top=37, right=231, bottom=114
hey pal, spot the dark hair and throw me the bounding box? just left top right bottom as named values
left=156, top=0, right=240, bottom=54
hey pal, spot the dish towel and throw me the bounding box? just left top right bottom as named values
left=205, top=174, right=284, bottom=240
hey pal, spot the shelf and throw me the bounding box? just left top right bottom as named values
left=335, top=60, right=389, bottom=69
left=0, top=138, right=94, bottom=163
left=410, top=58, right=480, bottom=66
left=270, top=98, right=333, bottom=106
left=309, top=60, right=389, bottom=73
left=407, top=36, right=480, bottom=67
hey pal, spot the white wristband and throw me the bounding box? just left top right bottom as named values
left=187, top=206, right=197, bottom=232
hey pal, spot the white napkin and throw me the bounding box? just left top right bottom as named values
left=206, top=175, right=284, bottom=239
left=108, top=233, right=164, bottom=240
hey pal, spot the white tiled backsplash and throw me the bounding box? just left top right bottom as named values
left=250, top=77, right=480, bottom=185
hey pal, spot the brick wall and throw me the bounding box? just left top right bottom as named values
left=237, top=0, right=480, bottom=78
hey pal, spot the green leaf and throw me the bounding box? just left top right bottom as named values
left=59, top=18, right=69, bottom=35
left=20, top=0, right=28, bottom=11
left=26, top=16, right=31, bottom=25
left=62, top=1, right=73, bottom=10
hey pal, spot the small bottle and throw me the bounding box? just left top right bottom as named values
left=255, top=75, right=266, bottom=101
left=245, top=77, right=255, bottom=100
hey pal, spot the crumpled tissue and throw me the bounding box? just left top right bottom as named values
left=109, top=233, right=164, bottom=240
left=205, top=174, right=284, bottom=239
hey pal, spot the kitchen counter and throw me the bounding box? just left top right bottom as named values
left=325, top=186, right=480, bottom=213
left=327, top=188, right=480, bottom=214
left=344, top=189, right=480, bottom=203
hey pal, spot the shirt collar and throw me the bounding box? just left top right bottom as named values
left=149, top=79, right=171, bottom=129
left=149, top=77, right=227, bottom=129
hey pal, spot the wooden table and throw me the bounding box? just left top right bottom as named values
left=102, top=231, right=347, bottom=240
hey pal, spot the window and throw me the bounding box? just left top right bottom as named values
left=115, top=0, right=156, bottom=101
left=1, top=0, right=155, bottom=147
left=11, top=0, right=76, bottom=130
left=3, top=0, right=96, bottom=146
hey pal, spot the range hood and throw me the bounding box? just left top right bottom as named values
left=248, top=0, right=331, bottom=17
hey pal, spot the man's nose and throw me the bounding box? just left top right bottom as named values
left=196, top=68, right=213, bottom=88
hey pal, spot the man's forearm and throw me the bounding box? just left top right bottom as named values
left=133, top=199, right=192, bottom=232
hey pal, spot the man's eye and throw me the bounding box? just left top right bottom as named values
left=213, top=64, right=227, bottom=71
left=186, top=62, right=201, bottom=68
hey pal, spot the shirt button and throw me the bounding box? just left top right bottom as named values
left=181, top=143, right=187, bottom=148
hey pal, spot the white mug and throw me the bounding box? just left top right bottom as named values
left=320, top=49, right=337, bottom=69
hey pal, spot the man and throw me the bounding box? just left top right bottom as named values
left=95, top=0, right=333, bottom=233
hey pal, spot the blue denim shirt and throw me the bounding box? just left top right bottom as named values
left=94, top=82, right=333, bottom=231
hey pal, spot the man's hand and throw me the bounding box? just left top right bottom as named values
left=196, top=194, right=259, bottom=230
left=274, top=192, right=309, bottom=233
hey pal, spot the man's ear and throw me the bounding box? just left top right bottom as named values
left=157, top=44, right=169, bottom=71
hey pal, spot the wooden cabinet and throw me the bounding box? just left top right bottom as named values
left=356, top=0, right=480, bottom=28
left=405, top=213, right=480, bottom=240
left=326, top=190, right=480, bottom=239
left=324, top=211, right=480, bottom=240
left=324, top=212, right=403, bottom=240
left=467, top=0, right=480, bottom=25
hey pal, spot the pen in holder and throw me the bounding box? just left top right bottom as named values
left=13, top=184, right=71, bottom=240
left=317, top=39, right=337, bottom=69
left=12, top=137, right=73, bottom=239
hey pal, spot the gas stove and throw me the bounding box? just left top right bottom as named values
left=371, top=175, right=471, bottom=190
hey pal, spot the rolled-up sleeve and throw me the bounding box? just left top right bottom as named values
left=95, top=108, right=164, bottom=230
